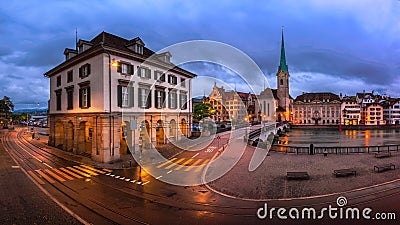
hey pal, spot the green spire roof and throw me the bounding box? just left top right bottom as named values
left=279, top=27, right=288, bottom=73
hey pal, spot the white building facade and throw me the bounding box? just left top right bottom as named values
left=384, top=99, right=400, bottom=125
left=45, top=32, right=196, bottom=163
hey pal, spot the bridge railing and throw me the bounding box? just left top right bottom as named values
left=272, top=144, right=400, bottom=155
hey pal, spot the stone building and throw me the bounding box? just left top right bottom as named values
left=204, top=83, right=259, bottom=123
left=45, top=32, right=196, bottom=163
left=292, top=92, right=341, bottom=125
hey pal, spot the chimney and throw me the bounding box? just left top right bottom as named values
left=340, top=92, right=343, bottom=100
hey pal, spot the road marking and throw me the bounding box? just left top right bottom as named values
left=137, top=181, right=142, bottom=184
left=175, top=159, right=193, bottom=170
left=125, top=179, right=130, bottom=181
left=45, top=169, right=66, bottom=182
left=43, top=162, right=53, bottom=169
left=130, top=180, right=136, bottom=183
left=74, top=166, right=99, bottom=176
left=110, top=174, right=115, bottom=177
left=52, top=168, right=74, bottom=181
left=11, top=165, right=20, bottom=169
left=60, top=167, right=83, bottom=179
left=103, top=168, right=113, bottom=173
left=67, top=167, right=91, bottom=178
left=106, top=173, right=111, bottom=176
left=156, top=175, right=162, bottom=180
left=27, top=170, right=45, bottom=185
left=165, top=158, right=185, bottom=169
left=35, top=169, right=56, bottom=184
left=184, top=159, right=203, bottom=171
left=119, top=177, right=125, bottom=180
left=80, top=165, right=106, bottom=174
left=194, top=159, right=210, bottom=172
left=167, top=170, right=173, bottom=174
left=115, top=176, right=120, bottom=179
left=156, top=158, right=177, bottom=168
left=205, top=146, right=216, bottom=153
left=142, top=181, right=150, bottom=185
left=191, top=153, right=199, bottom=158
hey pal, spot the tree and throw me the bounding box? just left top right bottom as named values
left=193, top=103, right=216, bottom=121
left=0, top=96, right=14, bottom=119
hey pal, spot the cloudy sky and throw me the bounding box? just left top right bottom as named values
left=1, top=0, right=400, bottom=109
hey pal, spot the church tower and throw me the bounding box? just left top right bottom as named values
left=276, top=27, right=290, bottom=120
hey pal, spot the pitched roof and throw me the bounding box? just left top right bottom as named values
left=44, top=31, right=197, bottom=78
left=294, top=92, right=340, bottom=103
left=90, top=31, right=155, bottom=57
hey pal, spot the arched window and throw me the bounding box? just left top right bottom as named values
left=280, top=79, right=283, bottom=86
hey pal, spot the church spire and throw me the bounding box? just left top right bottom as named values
left=279, top=26, right=288, bottom=74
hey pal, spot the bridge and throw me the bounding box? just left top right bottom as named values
left=245, top=123, right=289, bottom=147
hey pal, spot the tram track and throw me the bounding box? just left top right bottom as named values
left=3, top=130, right=148, bottom=225
left=2, top=128, right=400, bottom=222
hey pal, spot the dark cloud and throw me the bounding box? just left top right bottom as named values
left=0, top=0, right=399, bottom=109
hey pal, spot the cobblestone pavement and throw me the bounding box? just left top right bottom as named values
left=207, top=145, right=400, bottom=199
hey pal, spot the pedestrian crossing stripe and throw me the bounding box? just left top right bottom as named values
left=175, top=159, right=194, bottom=170
left=44, top=169, right=66, bottom=182
left=73, top=166, right=99, bottom=176
left=80, top=165, right=106, bottom=174
left=154, top=158, right=213, bottom=172
left=35, top=169, right=55, bottom=184
left=156, top=158, right=177, bottom=168
left=184, top=159, right=203, bottom=171
left=52, top=168, right=74, bottom=180
left=60, top=167, right=83, bottom=179
left=165, top=158, right=185, bottom=169
left=67, top=167, right=91, bottom=178
left=28, top=170, right=45, bottom=185
left=26, top=165, right=113, bottom=185
left=194, top=159, right=210, bottom=172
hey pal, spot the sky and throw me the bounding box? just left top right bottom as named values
left=1, top=0, right=400, bottom=109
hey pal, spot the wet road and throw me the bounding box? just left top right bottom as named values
left=0, top=129, right=82, bottom=225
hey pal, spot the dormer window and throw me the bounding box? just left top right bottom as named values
left=164, top=55, right=170, bottom=63
left=135, top=44, right=143, bottom=54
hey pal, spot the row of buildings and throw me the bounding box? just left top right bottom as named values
left=203, top=28, right=400, bottom=126
left=292, top=91, right=400, bottom=126
left=46, top=29, right=399, bottom=162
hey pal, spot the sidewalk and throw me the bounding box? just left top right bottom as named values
left=206, top=143, right=400, bottom=200
left=23, top=127, right=133, bottom=170
left=25, top=127, right=234, bottom=170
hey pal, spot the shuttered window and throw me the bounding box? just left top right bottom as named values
left=79, top=87, right=91, bottom=108
left=117, top=85, right=134, bottom=108
left=79, top=63, right=91, bottom=78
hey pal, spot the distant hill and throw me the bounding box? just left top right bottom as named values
left=13, top=108, right=48, bottom=114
